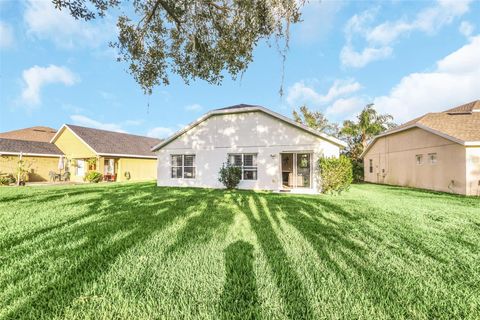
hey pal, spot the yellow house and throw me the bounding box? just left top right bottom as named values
left=0, top=127, right=63, bottom=182
left=362, top=100, right=480, bottom=196
left=51, top=124, right=160, bottom=182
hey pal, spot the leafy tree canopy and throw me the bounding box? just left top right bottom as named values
left=340, top=103, right=396, bottom=160
left=293, top=105, right=340, bottom=137
left=53, top=0, right=304, bottom=94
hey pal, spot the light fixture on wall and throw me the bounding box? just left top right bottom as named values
left=270, top=154, right=277, bottom=158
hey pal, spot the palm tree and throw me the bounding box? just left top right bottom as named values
left=341, top=103, right=395, bottom=161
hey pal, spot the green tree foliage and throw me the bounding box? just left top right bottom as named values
left=319, top=155, right=353, bottom=194
left=340, top=103, right=396, bottom=160
left=340, top=103, right=395, bottom=181
left=293, top=105, right=340, bottom=137
left=53, top=0, right=304, bottom=94
left=218, top=162, right=241, bottom=189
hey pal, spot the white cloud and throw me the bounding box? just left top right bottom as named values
left=70, top=115, right=127, bottom=133
left=20, top=65, right=78, bottom=107
left=325, top=97, right=367, bottom=117
left=367, top=0, right=471, bottom=44
left=373, top=35, right=480, bottom=123
left=287, top=78, right=362, bottom=107
left=340, top=45, right=392, bottom=68
left=459, top=21, right=474, bottom=38
left=24, top=0, right=114, bottom=49
left=341, top=0, right=473, bottom=68
left=344, top=8, right=378, bottom=41
left=0, top=21, right=14, bottom=48
left=185, top=103, right=203, bottom=111
left=147, top=127, right=174, bottom=139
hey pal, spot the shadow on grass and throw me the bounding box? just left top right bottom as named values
left=2, top=183, right=234, bottom=319
left=233, top=194, right=315, bottom=319
left=256, top=192, right=479, bottom=319
left=219, top=240, right=259, bottom=320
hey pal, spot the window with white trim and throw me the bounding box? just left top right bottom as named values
left=171, top=155, right=196, bottom=178
left=428, top=153, right=437, bottom=164
left=228, top=153, right=257, bottom=180
left=416, top=154, right=423, bottom=165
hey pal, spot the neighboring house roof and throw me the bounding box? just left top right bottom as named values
left=0, top=138, right=63, bottom=157
left=152, top=104, right=347, bottom=151
left=362, top=100, right=480, bottom=157
left=0, top=126, right=57, bottom=143
left=51, top=124, right=162, bottom=159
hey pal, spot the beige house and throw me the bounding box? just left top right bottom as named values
left=362, top=100, right=480, bottom=196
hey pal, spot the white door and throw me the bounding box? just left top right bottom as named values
left=77, top=160, right=85, bottom=177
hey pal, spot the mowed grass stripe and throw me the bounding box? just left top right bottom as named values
left=0, top=182, right=479, bottom=319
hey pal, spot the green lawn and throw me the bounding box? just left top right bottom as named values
left=0, top=182, right=479, bottom=319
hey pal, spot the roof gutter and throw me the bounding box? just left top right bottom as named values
left=98, top=152, right=157, bottom=159
left=0, top=151, right=63, bottom=157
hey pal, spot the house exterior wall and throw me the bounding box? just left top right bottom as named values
left=0, top=155, right=59, bottom=182
left=156, top=111, right=340, bottom=191
left=363, top=127, right=467, bottom=194
left=117, top=158, right=157, bottom=182
left=466, top=147, right=480, bottom=196
left=53, top=128, right=96, bottom=159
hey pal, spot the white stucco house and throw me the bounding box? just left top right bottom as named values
left=152, top=104, right=347, bottom=193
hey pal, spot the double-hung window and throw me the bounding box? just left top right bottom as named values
left=369, top=159, right=373, bottom=173
left=229, top=153, right=257, bottom=180
left=171, top=155, right=196, bottom=179
left=428, top=153, right=437, bottom=164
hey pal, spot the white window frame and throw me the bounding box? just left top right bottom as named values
left=428, top=153, right=437, bottom=164
left=228, top=153, right=258, bottom=180
left=416, top=154, right=423, bottom=165
left=171, top=154, right=196, bottom=179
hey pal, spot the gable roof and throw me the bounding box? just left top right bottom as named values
left=361, top=99, right=480, bottom=157
left=0, top=138, right=63, bottom=157
left=152, top=104, right=347, bottom=151
left=0, top=126, right=57, bottom=143
left=51, top=125, right=162, bottom=159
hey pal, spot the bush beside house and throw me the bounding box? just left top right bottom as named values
left=218, top=162, right=242, bottom=189
left=319, top=156, right=353, bottom=194
left=85, top=171, right=103, bottom=183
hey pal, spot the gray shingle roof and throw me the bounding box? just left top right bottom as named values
left=0, top=138, right=63, bottom=156
left=66, top=125, right=162, bottom=157
left=215, top=104, right=260, bottom=111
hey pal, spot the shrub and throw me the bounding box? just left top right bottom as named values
left=218, top=162, right=242, bottom=189
left=319, top=155, right=353, bottom=194
left=0, top=176, right=9, bottom=186
left=85, top=171, right=103, bottom=183
left=0, top=174, right=16, bottom=186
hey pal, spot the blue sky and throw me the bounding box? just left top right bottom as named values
left=0, top=0, right=479, bottom=138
